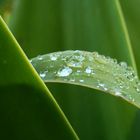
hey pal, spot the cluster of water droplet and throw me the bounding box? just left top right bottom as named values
left=31, top=50, right=140, bottom=107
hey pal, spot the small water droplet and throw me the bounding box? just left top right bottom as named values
left=92, top=52, right=99, bottom=57
left=77, top=70, right=81, bottom=73
left=113, top=59, right=117, bottom=64
left=57, top=67, right=72, bottom=77
left=119, top=62, right=127, bottom=69
left=88, top=56, right=94, bottom=61
left=39, top=70, right=48, bottom=79
left=40, top=72, right=46, bottom=78
left=97, top=82, right=108, bottom=91
left=37, top=55, right=43, bottom=60
left=114, top=89, right=122, bottom=96
left=136, top=87, right=140, bottom=93
left=79, top=79, right=84, bottom=83
left=68, top=61, right=82, bottom=68
left=125, top=94, right=133, bottom=101
left=85, top=66, right=92, bottom=74
left=67, top=51, right=84, bottom=68
left=70, top=79, right=75, bottom=82
left=50, top=54, right=58, bottom=61
left=29, top=59, right=32, bottom=63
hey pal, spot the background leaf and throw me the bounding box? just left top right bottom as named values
left=9, top=0, right=139, bottom=139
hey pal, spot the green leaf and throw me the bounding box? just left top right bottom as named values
left=0, top=16, right=79, bottom=140
left=118, top=1, right=140, bottom=139
left=31, top=50, right=140, bottom=108
left=9, top=0, right=138, bottom=139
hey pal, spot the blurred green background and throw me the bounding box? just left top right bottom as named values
left=1, top=0, right=140, bottom=139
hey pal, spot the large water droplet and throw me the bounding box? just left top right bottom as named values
left=67, top=51, right=85, bottom=68
left=57, top=67, right=72, bottom=77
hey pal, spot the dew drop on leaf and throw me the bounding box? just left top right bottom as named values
left=79, top=79, right=84, bottom=83
left=50, top=54, right=58, bottom=61
left=57, top=67, right=72, bottom=77
left=37, top=55, right=43, bottom=60
left=85, top=66, right=92, bottom=74
left=40, top=72, right=46, bottom=78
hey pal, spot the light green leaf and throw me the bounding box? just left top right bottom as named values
left=31, top=50, right=140, bottom=108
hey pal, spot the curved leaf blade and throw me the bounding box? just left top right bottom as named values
left=0, top=16, right=79, bottom=140
left=31, top=50, right=140, bottom=108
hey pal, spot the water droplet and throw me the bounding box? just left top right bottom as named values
left=125, top=94, right=133, bottom=101
left=97, top=82, right=108, bottom=91
left=40, top=72, right=46, bottom=78
left=29, top=59, right=32, bottom=63
left=113, top=59, right=117, bottom=64
left=114, top=89, right=122, bottom=96
left=119, top=62, right=127, bottom=69
left=70, top=79, right=75, bottom=82
left=92, top=52, right=99, bottom=57
left=50, top=54, right=58, bottom=61
left=37, top=55, right=43, bottom=60
left=57, top=67, right=72, bottom=77
left=85, top=67, right=92, bottom=74
left=77, top=70, right=81, bottom=73
left=68, top=61, right=82, bottom=68
left=135, top=86, right=140, bottom=93
left=67, top=51, right=84, bottom=68
left=88, top=56, right=94, bottom=61
left=79, top=79, right=84, bottom=83
left=39, top=70, right=48, bottom=79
